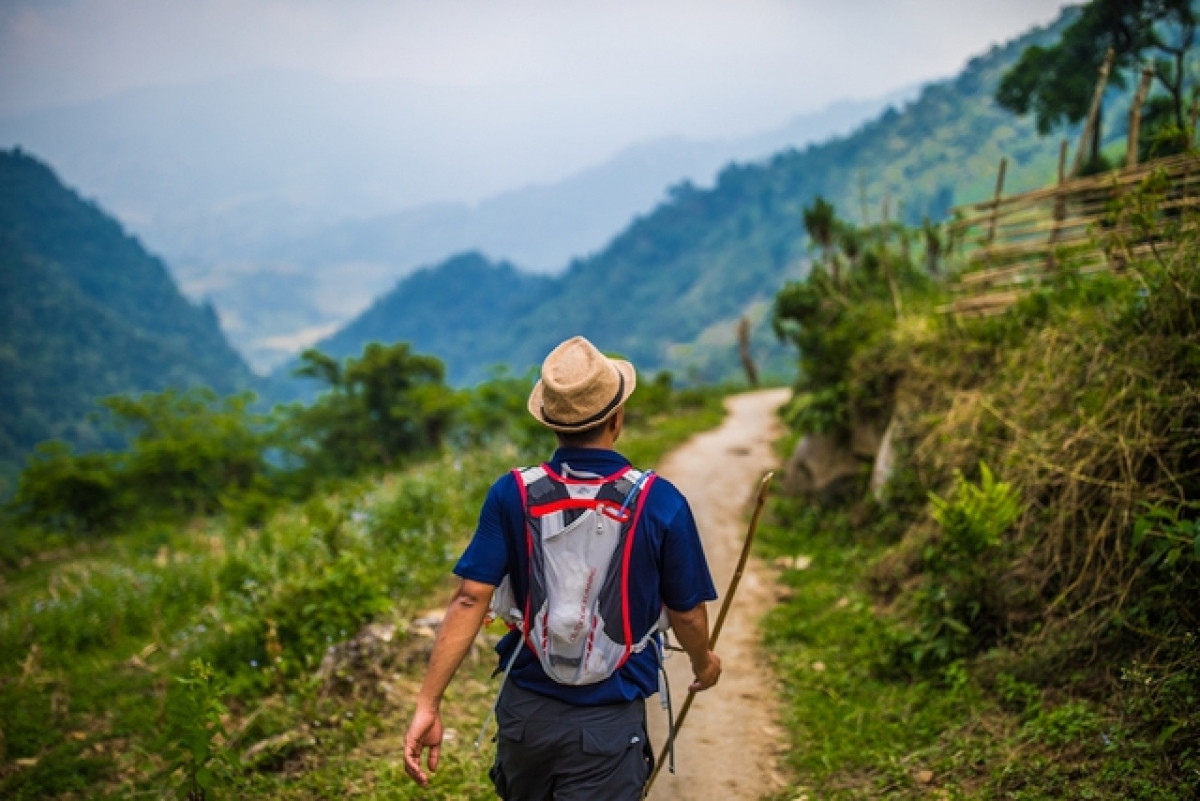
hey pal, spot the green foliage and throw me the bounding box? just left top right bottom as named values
left=0, top=149, right=255, bottom=494
left=802, top=195, right=837, bottom=267
left=105, top=390, right=270, bottom=517
left=996, top=0, right=1198, bottom=159
left=452, top=366, right=548, bottom=457
left=908, top=463, right=1022, bottom=665
left=997, top=41, right=1109, bottom=135
left=164, top=660, right=237, bottom=800
left=773, top=202, right=933, bottom=437
left=287, top=342, right=458, bottom=478
left=10, top=442, right=127, bottom=532
left=199, top=481, right=464, bottom=687
left=1132, top=501, right=1200, bottom=574
left=0, top=558, right=217, bottom=673
left=773, top=267, right=898, bottom=434
left=8, top=388, right=272, bottom=535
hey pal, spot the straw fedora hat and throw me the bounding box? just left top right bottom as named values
left=527, top=336, right=637, bottom=432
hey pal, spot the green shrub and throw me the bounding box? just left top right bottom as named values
left=286, top=343, right=459, bottom=478
left=906, top=462, right=1021, bottom=664
left=10, top=442, right=130, bottom=532
left=163, top=659, right=237, bottom=800
left=6, top=389, right=273, bottom=534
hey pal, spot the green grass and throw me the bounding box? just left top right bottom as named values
left=757, top=499, right=1199, bottom=800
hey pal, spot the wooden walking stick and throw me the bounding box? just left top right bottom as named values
left=642, top=470, right=775, bottom=799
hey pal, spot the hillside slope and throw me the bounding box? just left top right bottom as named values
left=296, top=10, right=1077, bottom=388
left=0, top=68, right=911, bottom=373
left=0, top=149, right=255, bottom=492
left=302, top=252, right=554, bottom=389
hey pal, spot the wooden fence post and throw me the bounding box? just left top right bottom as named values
left=1047, top=141, right=1070, bottom=271
left=881, top=193, right=902, bottom=316
left=984, top=157, right=1008, bottom=270
left=1126, top=65, right=1155, bottom=170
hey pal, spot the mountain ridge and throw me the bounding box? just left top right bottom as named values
left=0, top=148, right=256, bottom=494
left=289, top=8, right=1078, bottom=390
left=0, top=79, right=917, bottom=372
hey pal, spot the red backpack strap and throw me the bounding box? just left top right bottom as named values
left=512, top=468, right=537, bottom=652
left=617, top=470, right=657, bottom=664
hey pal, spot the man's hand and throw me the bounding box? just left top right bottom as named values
left=403, top=704, right=445, bottom=787
left=689, top=649, right=722, bottom=692
left=402, top=579, right=495, bottom=786
left=666, top=603, right=722, bottom=692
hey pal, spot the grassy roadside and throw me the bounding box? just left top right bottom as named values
left=759, top=166, right=1199, bottom=799
left=758, top=495, right=1195, bottom=801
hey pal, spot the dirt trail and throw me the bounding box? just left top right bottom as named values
left=646, top=387, right=791, bottom=801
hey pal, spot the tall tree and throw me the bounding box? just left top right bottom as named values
left=289, top=343, right=457, bottom=477
left=996, top=0, right=1196, bottom=165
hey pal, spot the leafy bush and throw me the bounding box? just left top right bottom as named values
left=286, top=342, right=459, bottom=478
left=773, top=202, right=935, bottom=438
left=452, top=366, right=548, bottom=457
left=907, top=463, right=1022, bottom=665
left=10, top=442, right=128, bottom=532
left=7, top=388, right=272, bottom=534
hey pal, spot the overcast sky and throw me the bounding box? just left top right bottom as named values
left=0, top=0, right=1072, bottom=217
left=3, top=1, right=1069, bottom=124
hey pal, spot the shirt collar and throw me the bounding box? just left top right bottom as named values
left=548, top=447, right=631, bottom=478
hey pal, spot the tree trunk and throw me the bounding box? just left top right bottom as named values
left=737, top=317, right=760, bottom=388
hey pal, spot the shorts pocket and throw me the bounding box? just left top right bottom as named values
left=580, top=725, right=644, bottom=756
left=496, top=715, right=526, bottom=744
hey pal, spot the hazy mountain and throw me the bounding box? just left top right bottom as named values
left=0, top=149, right=255, bottom=495
left=0, top=78, right=914, bottom=372
left=289, top=9, right=1084, bottom=390
left=263, top=91, right=920, bottom=273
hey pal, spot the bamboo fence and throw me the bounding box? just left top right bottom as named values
left=942, top=152, right=1200, bottom=316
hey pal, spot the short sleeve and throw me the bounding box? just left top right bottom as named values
left=658, top=493, right=718, bottom=612
left=453, top=475, right=513, bottom=587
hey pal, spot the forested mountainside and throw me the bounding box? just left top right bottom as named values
left=0, top=149, right=255, bottom=494
left=308, top=253, right=554, bottom=385
left=292, top=9, right=1078, bottom=389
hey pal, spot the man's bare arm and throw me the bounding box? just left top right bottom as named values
left=666, top=603, right=721, bottom=692
left=403, top=578, right=495, bottom=786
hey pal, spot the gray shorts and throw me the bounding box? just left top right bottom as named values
left=489, top=683, right=653, bottom=801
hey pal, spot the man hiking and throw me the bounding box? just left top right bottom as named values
left=403, top=335, right=722, bottom=800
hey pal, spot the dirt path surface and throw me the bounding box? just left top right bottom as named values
left=646, top=387, right=791, bottom=801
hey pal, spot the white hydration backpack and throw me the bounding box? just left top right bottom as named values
left=478, top=463, right=680, bottom=770
left=490, top=463, right=658, bottom=685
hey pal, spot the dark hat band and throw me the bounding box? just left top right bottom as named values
left=540, top=373, right=625, bottom=430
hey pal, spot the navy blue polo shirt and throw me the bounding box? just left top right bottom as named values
left=454, top=447, right=717, bottom=705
